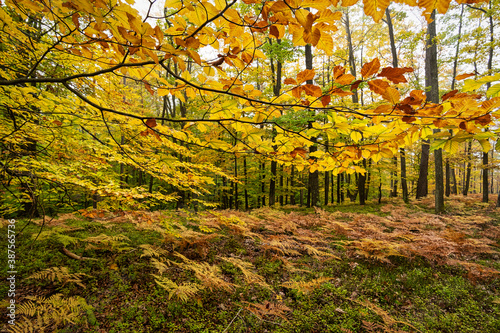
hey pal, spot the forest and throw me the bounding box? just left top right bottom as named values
left=0, top=0, right=499, bottom=332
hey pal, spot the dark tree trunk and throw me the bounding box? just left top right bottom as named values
left=400, top=149, right=409, bottom=203
left=416, top=144, right=430, bottom=198
left=426, top=10, right=444, bottom=213
left=483, top=151, right=489, bottom=202
left=244, top=157, right=249, bottom=210
left=463, top=141, right=472, bottom=196
left=305, top=42, right=319, bottom=207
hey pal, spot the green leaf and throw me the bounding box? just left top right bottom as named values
left=486, top=83, right=500, bottom=97
left=430, top=139, right=446, bottom=151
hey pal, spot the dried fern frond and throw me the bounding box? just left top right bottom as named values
left=153, top=275, right=203, bottom=302
left=218, top=256, right=270, bottom=288
left=139, top=244, right=168, bottom=258
left=12, top=294, right=92, bottom=333
left=243, top=301, right=291, bottom=321
left=302, top=244, right=340, bottom=260
left=346, top=239, right=405, bottom=263
left=172, top=252, right=234, bottom=292
left=281, top=277, right=333, bottom=294
left=25, top=267, right=90, bottom=289
left=150, top=257, right=170, bottom=275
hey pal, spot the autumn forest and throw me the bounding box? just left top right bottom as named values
left=1, top=0, right=499, bottom=332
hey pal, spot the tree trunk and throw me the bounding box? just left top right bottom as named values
left=400, top=148, right=409, bottom=203
left=243, top=157, right=249, bottom=210
left=425, top=10, right=444, bottom=213
left=463, top=141, right=472, bottom=196
left=483, top=151, right=489, bottom=202
left=416, top=144, right=430, bottom=198
left=305, top=42, right=319, bottom=207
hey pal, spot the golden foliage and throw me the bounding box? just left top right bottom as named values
left=25, top=267, right=90, bottom=289
left=11, top=294, right=91, bottom=333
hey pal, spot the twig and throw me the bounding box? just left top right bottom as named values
left=222, top=308, right=242, bottom=333
left=60, top=247, right=98, bottom=261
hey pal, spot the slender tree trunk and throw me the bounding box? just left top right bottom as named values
left=483, top=151, right=489, bottom=202
left=400, top=149, right=409, bottom=203
left=234, top=155, right=239, bottom=210
left=268, top=40, right=283, bottom=207
left=305, top=42, right=319, bottom=207
left=426, top=10, right=444, bottom=212
left=463, top=141, right=473, bottom=196
left=452, top=167, right=458, bottom=195
left=324, top=170, right=329, bottom=206
left=243, top=157, right=249, bottom=210
left=358, top=160, right=367, bottom=205
left=345, top=10, right=359, bottom=104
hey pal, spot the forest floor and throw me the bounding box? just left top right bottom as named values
left=1, top=194, right=499, bottom=333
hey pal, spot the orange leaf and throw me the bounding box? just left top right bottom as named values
left=53, top=120, right=62, bottom=126
left=474, top=114, right=492, bottom=126
left=270, top=0, right=290, bottom=13
left=303, top=84, right=322, bottom=97
left=297, top=69, right=315, bottom=84
left=269, top=25, right=280, bottom=39
left=381, top=87, right=400, bottom=104
left=292, top=86, right=302, bottom=99
left=330, top=87, right=353, bottom=97
left=351, top=80, right=362, bottom=91
left=368, top=79, right=389, bottom=95
left=290, top=147, right=307, bottom=158
left=455, top=73, right=475, bottom=81
left=377, top=67, right=413, bottom=84
left=402, top=116, right=416, bottom=123
left=303, top=27, right=321, bottom=46
left=72, top=13, right=80, bottom=29
left=143, top=81, right=154, bottom=96
left=441, top=89, right=458, bottom=101
left=185, top=37, right=200, bottom=49
left=284, top=78, right=297, bottom=85
left=373, top=105, right=392, bottom=114
left=335, top=74, right=355, bottom=85
left=396, top=103, right=414, bottom=114
left=361, top=58, right=380, bottom=78
left=333, top=66, right=345, bottom=79
left=321, top=95, right=331, bottom=107
left=146, top=118, right=157, bottom=128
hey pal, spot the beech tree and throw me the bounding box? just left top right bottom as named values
left=1, top=0, right=499, bottom=216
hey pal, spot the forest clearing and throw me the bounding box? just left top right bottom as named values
left=1, top=0, right=500, bottom=331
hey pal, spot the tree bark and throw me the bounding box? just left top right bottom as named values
left=305, top=42, right=320, bottom=207
left=463, top=141, right=472, bottom=196
left=427, top=10, right=444, bottom=213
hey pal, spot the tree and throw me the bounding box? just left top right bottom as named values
left=0, top=0, right=497, bottom=216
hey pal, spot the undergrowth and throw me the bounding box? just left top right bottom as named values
left=0, top=194, right=499, bottom=332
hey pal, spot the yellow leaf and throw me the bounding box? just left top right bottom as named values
left=350, top=131, right=362, bottom=143
left=362, top=0, right=388, bottom=22
left=316, top=33, right=333, bottom=56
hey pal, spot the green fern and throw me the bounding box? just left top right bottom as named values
left=82, top=233, right=132, bottom=252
